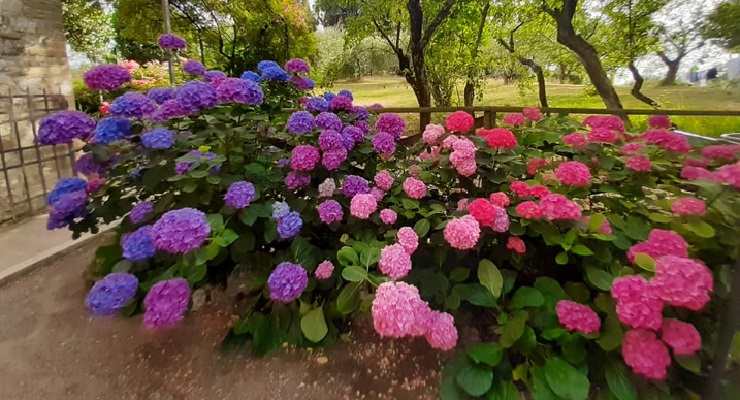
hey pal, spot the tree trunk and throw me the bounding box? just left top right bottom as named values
left=660, top=57, right=680, bottom=86
left=559, top=64, right=567, bottom=83
left=464, top=1, right=491, bottom=107
left=407, top=0, right=432, bottom=128
left=628, top=61, right=659, bottom=107
left=463, top=81, right=475, bottom=107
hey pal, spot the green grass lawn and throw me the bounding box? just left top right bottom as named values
left=325, top=76, right=740, bottom=137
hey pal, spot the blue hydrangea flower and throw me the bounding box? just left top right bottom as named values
left=47, top=190, right=88, bottom=229
left=183, top=59, right=206, bottom=76
left=175, top=81, right=218, bottom=113
left=129, top=201, right=154, bottom=224
left=241, top=71, right=261, bottom=82
left=215, top=78, right=264, bottom=105
left=141, top=128, right=175, bottom=149
left=38, top=111, right=96, bottom=145
left=267, top=262, right=308, bottom=303
left=109, top=92, right=157, bottom=118
left=85, top=272, right=139, bottom=315
left=323, top=91, right=336, bottom=101
left=277, top=211, right=302, bottom=239
left=74, top=153, right=106, bottom=177
left=338, top=89, right=353, bottom=100
left=286, top=111, right=315, bottom=135
left=260, top=66, right=289, bottom=81
left=224, top=181, right=256, bottom=209
left=304, top=97, right=329, bottom=113
left=94, top=117, right=132, bottom=144
left=315, top=112, right=342, bottom=131
left=257, top=60, right=280, bottom=73
left=48, top=177, right=87, bottom=205
left=272, top=201, right=290, bottom=220
left=121, top=226, right=156, bottom=262
left=147, top=87, right=175, bottom=104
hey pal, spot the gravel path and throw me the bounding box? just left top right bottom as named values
left=0, top=236, right=444, bottom=400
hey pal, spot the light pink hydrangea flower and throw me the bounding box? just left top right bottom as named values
left=555, top=161, right=592, bottom=187
left=374, top=170, right=394, bottom=191
left=502, top=112, right=526, bottom=126
left=424, top=311, right=458, bottom=350
left=661, top=318, right=701, bottom=356
left=671, top=197, right=706, bottom=216
left=489, top=192, right=510, bottom=207
left=318, top=178, right=335, bottom=198
left=422, top=123, right=445, bottom=145
left=555, top=300, right=601, bottom=334
left=522, top=107, right=543, bottom=122
left=622, top=329, right=671, bottom=380
left=315, top=260, right=334, bottom=280
left=378, top=243, right=412, bottom=279
left=651, top=256, right=713, bottom=311
left=403, top=177, right=427, bottom=199
left=443, top=215, right=480, bottom=250
left=379, top=208, right=397, bottom=225
left=371, top=281, right=430, bottom=338
left=370, top=187, right=386, bottom=201
left=397, top=227, right=419, bottom=255
left=627, top=229, right=688, bottom=264
left=350, top=194, right=378, bottom=219
left=539, top=194, right=582, bottom=221
left=611, top=275, right=664, bottom=330
left=457, top=198, right=471, bottom=211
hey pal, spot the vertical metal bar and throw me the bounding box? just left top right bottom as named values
left=10, top=89, right=33, bottom=213
left=27, top=87, right=47, bottom=209
left=0, top=91, right=17, bottom=220
left=161, top=0, right=175, bottom=86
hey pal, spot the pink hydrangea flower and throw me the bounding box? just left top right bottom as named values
left=528, top=184, right=550, bottom=199
left=403, top=177, right=427, bottom=199
left=457, top=198, right=471, bottom=211
left=627, top=229, right=688, bottom=264
left=491, top=206, right=510, bottom=233
left=290, top=144, right=321, bottom=171
left=611, top=275, right=664, bottom=330
left=621, top=142, right=644, bottom=155
left=680, top=165, right=715, bottom=181
left=506, top=236, right=526, bottom=254
left=502, top=112, right=526, bottom=127
left=422, top=123, right=445, bottom=145
left=451, top=156, right=477, bottom=177
left=419, top=145, right=442, bottom=162
left=444, top=215, right=480, bottom=250
left=468, top=198, right=497, bottom=228
left=378, top=243, right=413, bottom=279
left=588, top=127, right=619, bottom=143
left=482, top=128, right=518, bottom=150
left=555, top=161, right=591, bottom=187
left=621, top=329, right=671, bottom=380
left=397, top=227, right=419, bottom=255
left=350, top=194, right=378, bottom=219
left=441, top=134, right=460, bottom=149
left=626, top=155, right=651, bottom=172
left=374, top=170, right=394, bottom=191
left=701, top=144, right=740, bottom=161
left=515, top=201, right=542, bottom=219
left=318, top=178, right=335, bottom=198
left=651, top=256, right=713, bottom=311
left=555, top=300, right=601, bottom=334
left=671, top=197, right=706, bottom=216
left=584, top=115, right=625, bottom=132
left=642, top=129, right=691, bottom=153
left=448, top=136, right=478, bottom=177
left=445, top=111, right=475, bottom=133
left=661, top=318, right=701, bottom=356
left=370, top=187, right=386, bottom=202
left=424, top=311, right=458, bottom=350
left=648, top=114, right=671, bottom=129
left=379, top=208, right=397, bottom=225
left=540, top=194, right=582, bottom=221
left=563, top=132, right=587, bottom=149
left=489, top=192, right=510, bottom=207
left=371, top=281, right=430, bottom=338
left=527, top=158, right=548, bottom=176
left=714, top=161, right=740, bottom=188
left=315, top=260, right=334, bottom=280
left=510, top=180, right=531, bottom=197
left=522, top=107, right=543, bottom=121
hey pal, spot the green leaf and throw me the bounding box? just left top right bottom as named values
left=500, top=312, right=528, bottom=348
left=414, top=218, right=431, bottom=237
left=337, top=246, right=359, bottom=267
left=358, top=246, right=380, bottom=267
left=439, top=354, right=470, bottom=400
left=685, top=219, right=715, bottom=238
left=466, top=343, right=504, bottom=367
left=300, top=307, right=328, bottom=343
left=487, top=379, right=520, bottom=400
left=206, top=213, right=224, bottom=232
left=532, top=367, right=559, bottom=400
left=543, top=357, right=590, bottom=400
left=597, top=313, right=624, bottom=351
left=453, top=283, right=497, bottom=308
left=587, top=214, right=607, bottom=232
left=195, top=241, right=221, bottom=264
left=111, top=260, right=132, bottom=273
left=336, top=282, right=361, bottom=314
left=555, top=251, right=569, bottom=265
left=647, top=212, right=672, bottom=223
left=456, top=365, right=493, bottom=397
left=341, top=266, right=367, bottom=282
left=585, top=267, right=613, bottom=291
left=605, top=360, right=637, bottom=400
left=215, top=229, right=239, bottom=247
left=634, top=252, right=656, bottom=272
left=510, top=287, right=544, bottom=309
left=181, top=262, right=207, bottom=284
left=675, top=354, right=701, bottom=373
left=449, top=267, right=470, bottom=282
left=571, top=244, right=593, bottom=256
left=478, top=259, right=504, bottom=298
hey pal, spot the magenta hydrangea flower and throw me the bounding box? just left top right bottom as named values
left=584, top=115, right=625, bottom=132
left=329, top=95, right=353, bottom=111
left=648, top=114, right=671, bottom=129
left=83, top=64, right=131, bottom=91
left=285, top=58, right=310, bottom=74
left=85, top=272, right=139, bottom=315
left=539, top=194, right=582, bottom=221
left=555, top=300, right=601, bottom=334
left=183, top=59, right=206, bottom=76
left=502, top=112, right=526, bottom=127
left=671, top=197, right=706, bottom=216
left=290, top=145, right=321, bottom=172
left=375, top=113, right=406, bottom=138
left=148, top=99, right=189, bottom=122
left=341, top=175, right=370, bottom=198
left=626, top=155, right=652, bottom=172
left=621, top=329, right=671, bottom=380
left=268, top=262, right=308, bottom=303
left=611, top=275, right=664, bottom=330
left=379, top=243, right=412, bottom=279
left=523, top=107, right=543, bottom=122
left=284, top=171, right=311, bottom=190
left=555, top=161, right=591, bottom=187
left=315, top=260, right=334, bottom=280
left=515, top=201, right=542, bottom=220
left=587, top=127, right=619, bottom=143
left=315, top=112, right=343, bottom=131
left=151, top=208, right=210, bottom=254
left=403, top=177, right=427, bottom=199
left=425, top=311, right=458, bottom=350
left=621, top=142, right=644, bottom=155
left=158, top=33, right=187, bottom=50
left=215, top=77, right=264, bottom=105
left=372, top=131, right=397, bottom=156
left=701, top=144, right=740, bottom=161
left=491, top=205, right=510, bottom=233
left=627, top=229, right=688, bottom=264
left=444, top=215, right=480, bottom=250
left=374, top=170, right=394, bottom=191
left=224, top=181, right=256, bottom=209
left=319, top=129, right=344, bottom=151
left=661, top=318, right=701, bottom=356
left=321, top=147, right=348, bottom=171
left=370, top=187, right=386, bottom=201
left=143, top=277, right=191, bottom=328
left=371, top=281, right=431, bottom=338
left=38, top=111, right=96, bottom=145
left=317, top=199, right=343, bottom=224
left=642, top=129, right=691, bottom=153
left=563, top=132, right=587, bottom=149
left=350, top=194, right=378, bottom=219
left=714, top=161, right=740, bottom=188
left=397, top=227, right=419, bottom=255
left=651, top=256, right=713, bottom=311
left=379, top=208, right=397, bottom=225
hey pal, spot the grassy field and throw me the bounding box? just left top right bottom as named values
left=325, top=76, right=740, bottom=137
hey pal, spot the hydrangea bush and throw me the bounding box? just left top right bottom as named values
left=45, top=36, right=740, bottom=399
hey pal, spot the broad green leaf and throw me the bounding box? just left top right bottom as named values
left=456, top=365, right=493, bottom=397
left=414, top=218, right=431, bottom=237
left=571, top=244, right=593, bottom=256
left=467, top=343, right=504, bottom=367
left=731, top=332, right=740, bottom=363
left=111, top=260, right=132, bottom=273
left=587, top=214, right=607, bottom=232
left=648, top=212, right=672, bottom=223
left=585, top=267, right=613, bottom=291
left=532, top=367, right=559, bottom=400
left=358, top=246, right=380, bottom=267
left=544, top=357, right=590, bottom=400
left=336, top=282, right=361, bottom=314
left=449, top=267, right=470, bottom=282
left=215, top=229, right=239, bottom=247
left=501, top=312, right=528, bottom=348
left=195, top=241, right=221, bottom=264
left=510, top=287, right=544, bottom=309
left=555, top=251, right=569, bottom=265
left=341, top=266, right=367, bottom=282
left=300, top=307, right=328, bottom=343
left=182, top=262, right=207, bottom=284
left=439, top=353, right=470, bottom=400
left=337, top=246, right=359, bottom=267
left=453, top=283, right=497, bottom=308
left=597, top=313, right=624, bottom=351
left=605, top=360, right=637, bottom=400
left=478, top=259, right=504, bottom=298
left=685, top=219, right=715, bottom=238
left=487, top=379, right=520, bottom=400
left=634, top=252, right=656, bottom=272
left=207, top=213, right=224, bottom=232
left=675, top=354, right=701, bottom=373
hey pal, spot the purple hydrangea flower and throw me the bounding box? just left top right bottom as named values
left=277, top=211, right=303, bottom=239
left=224, top=181, right=256, bottom=209
left=141, top=128, right=175, bottom=149
left=268, top=262, right=308, bottom=303
left=272, top=201, right=290, bottom=220
left=261, top=66, right=289, bottom=81
left=290, top=145, right=321, bottom=171
left=342, top=125, right=364, bottom=145
left=93, top=117, right=132, bottom=144
left=48, top=177, right=87, bottom=205
left=215, top=77, right=264, bottom=105
left=85, top=272, right=139, bottom=315
left=74, top=153, right=106, bottom=177
left=305, top=97, right=329, bottom=113
left=285, top=171, right=311, bottom=190
left=151, top=208, right=211, bottom=254
left=83, top=64, right=131, bottom=91
left=315, top=112, right=342, bottom=131
left=38, top=111, right=95, bottom=145
left=241, top=71, right=261, bottom=82
left=285, top=58, right=310, bottom=74
left=121, top=226, right=156, bottom=261
left=375, top=113, right=406, bottom=139
left=372, top=131, right=396, bottom=155
left=323, top=91, right=336, bottom=101
left=158, top=33, right=187, bottom=50
left=322, top=147, right=348, bottom=171
left=143, top=278, right=191, bottom=328
left=330, top=95, right=353, bottom=111
left=317, top=199, right=343, bottom=224
left=148, top=99, right=189, bottom=122
left=354, top=120, right=370, bottom=134
left=175, top=81, right=218, bottom=113
left=47, top=190, right=88, bottom=229
left=340, top=133, right=355, bottom=151
left=338, top=89, right=353, bottom=100
left=147, top=87, right=175, bottom=104
left=352, top=106, right=369, bottom=120
left=175, top=162, right=191, bottom=175
left=109, top=92, right=157, bottom=118
left=290, top=76, right=314, bottom=90
left=204, top=70, right=227, bottom=84
left=341, top=175, right=370, bottom=198
left=286, top=111, right=315, bottom=135
left=318, top=129, right=344, bottom=151
left=183, top=59, right=206, bottom=76
left=129, top=201, right=154, bottom=224
left=257, top=60, right=280, bottom=72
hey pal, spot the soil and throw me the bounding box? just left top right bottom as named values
left=0, top=236, right=445, bottom=400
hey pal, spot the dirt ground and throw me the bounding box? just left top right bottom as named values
left=0, top=236, right=445, bottom=400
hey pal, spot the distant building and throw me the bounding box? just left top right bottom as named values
left=728, top=58, right=740, bottom=81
